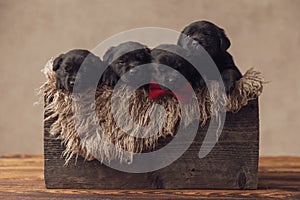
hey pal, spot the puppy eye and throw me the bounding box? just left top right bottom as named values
left=159, top=68, right=166, bottom=73
left=117, top=60, right=125, bottom=65
left=192, top=40, right=199, bottom=46
left=129, top=69, right=137, bottom=74
left=202, top=31, right=210, bottom=36
left=65, top=65, right=73, bottom=71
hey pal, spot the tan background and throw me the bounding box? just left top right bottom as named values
left=0, top=0, right=299, bottom=156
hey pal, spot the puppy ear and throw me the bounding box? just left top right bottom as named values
left=177, top=30, right=189, bottom=47
left=55, top=78, right=63, bottom=90
left=103, top=47, right=116, bottom=64
left=218, top=28, right=231, bottom=51
left=143, top=47, right=152, bottom=62
left=177, top=24, right=192, bottom=46
left=144, top=47, right=151, bottom=54
left=53, top=54, right=65, bottom=71
left=88, top=54, right=102, bottom=67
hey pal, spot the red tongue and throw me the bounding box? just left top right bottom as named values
left=149, top=82, right=193, bottom=103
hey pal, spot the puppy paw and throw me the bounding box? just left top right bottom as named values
left=103, top=77, right=118, bottom=87
left=221, top=69, right=241, bottom=93
left=194, top=78, right=206, bottom=89
left=223, top=78, right=236, bottom=93
left=101, top=67, right=119, bottom=87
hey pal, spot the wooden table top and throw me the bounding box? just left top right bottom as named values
left=0, top=155, right=299, bottom=199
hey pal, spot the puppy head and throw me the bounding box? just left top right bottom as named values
left=53, top=49, right=102, bottom=92
left=151, top=44, right=203, bottom=90
left=103, top=41, right=151, bottom=86
left=178, top=20, right=231, bottom=57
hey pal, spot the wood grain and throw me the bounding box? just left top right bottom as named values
left=44, top=99, right=259, bottom=190
left=0, top=156, right=300, bottom=199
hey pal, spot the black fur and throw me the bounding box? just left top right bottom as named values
left=102, top=41, right=152, bottom=87
left=151, top=44, right=204, bottom=90
left=53, top=49, right=103, bottom=92
left=178, top=20, right=242, bottom=92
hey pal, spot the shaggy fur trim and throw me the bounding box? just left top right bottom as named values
left=38, top=59, right=264, bottom=164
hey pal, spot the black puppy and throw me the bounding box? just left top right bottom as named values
left=102, top=41, right=152, bottom=87
left=151, top=44, right=204, bottom=90
left=53, top=49, right=103, bottom=92
left=177, top=20, right=242, bottom=92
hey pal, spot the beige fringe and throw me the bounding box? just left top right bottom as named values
left=39, top=59, right=265, bottom=164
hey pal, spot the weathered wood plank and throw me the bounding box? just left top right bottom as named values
left=43, top=99, right=259, bottom=189
left=0, top=156, right=300, bottom=199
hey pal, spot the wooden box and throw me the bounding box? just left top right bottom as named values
left=44, top=99, right=259, bottom=189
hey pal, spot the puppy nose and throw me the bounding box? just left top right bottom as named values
left=69, top=80, right=75, bottom=87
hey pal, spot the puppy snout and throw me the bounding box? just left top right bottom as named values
left=168, top=78, right=175, bottom=83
